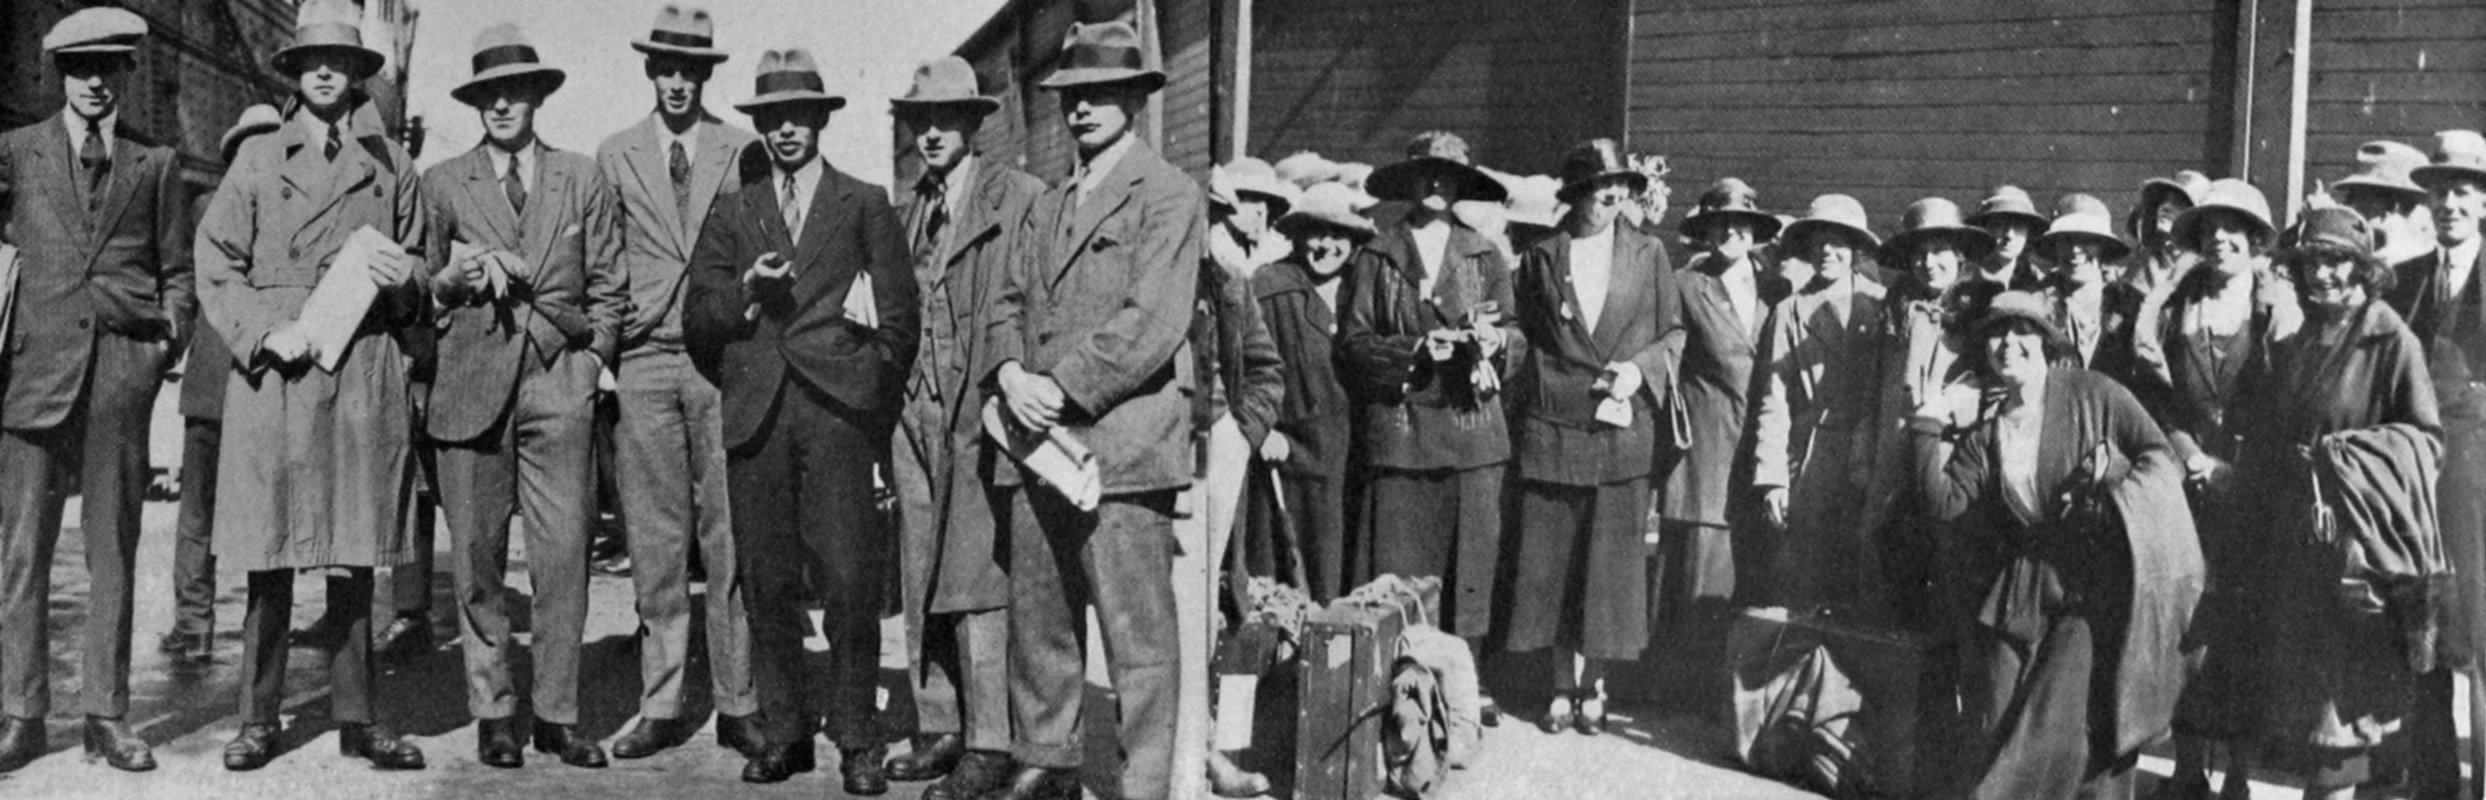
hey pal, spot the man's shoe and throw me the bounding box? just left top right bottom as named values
left=885, top=732, right=965, bottom=781
left=609, top=716, right=691, bottom=760
left=372, top=614, right=435, bottom=663
left=590, top=552, right=632, bottom=579
left=1478, top=697, right=1502, bottom=728
left=926, top=750, right=1016, bottom=800
left=840, top=744, right=890, bottom=796
left=339, top=723, right=426, bottom=770
left=1207, top=750, right=1271, bottom=798
left=715, top=712, right=764, bottom=758
left=157, top=631, right=213, bottom=663
left=531, top=721, right=608, bottom=768
left=476, top=717, right=525, bottom=768
left=287, top=611, right=352, bottom=651
left=740, top=739, right=816, bottom=784
left=972, top=766, right=1082, bottom=800
left=222, top=723, right=279, bottom=772
left=0, top=715, right=44, bottom=774
left=82, top=716, right=154, bottom=772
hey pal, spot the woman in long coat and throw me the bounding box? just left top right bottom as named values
left=2235, top=207, right=2444, bottom=800
left=1914, top=292, right=2202, bottom=800
left=1249, top=183, right=1374, bottom=602
left=194, top=38, right=430, bottom=769
left=1505, top=141, right=1680, bottom=734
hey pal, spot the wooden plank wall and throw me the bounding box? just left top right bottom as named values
left=1628, top=0, right=2227, bottom=232
left=1247, top=0, right=1627, bottom=177
left=2298, top=0, right=2486, bottom=197
left=1159, top=0, right=1217, bottom=176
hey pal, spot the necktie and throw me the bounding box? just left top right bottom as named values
left=918, top=178, right=947, bottom=251
left=77, top=119, right=108, bottom=213
left=781, top=172, right=801, bottom=240
left=669, top=141, right=692, bottom=222
left=502, top=158, right=528, bottom=217
left=323, top=121, right=342, bottom=161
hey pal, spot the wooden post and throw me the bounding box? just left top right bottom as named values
left=1230, top=0, right=1251, bottom=161
left=2283, top=0, right=2312, bottom=222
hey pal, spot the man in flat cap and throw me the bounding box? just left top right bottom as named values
left=593, top=3, right=765, bottom=761
left=685, top=47, right=919, bottom=792
left=0, top=6, right=196, bottom=774
left=420, top=22, right=624, bottom=770
left=983, top=20, right=1203, bottom=800
left=883, top=54, right=1045, bottom=800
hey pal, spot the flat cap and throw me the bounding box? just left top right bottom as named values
left=45, top=7, right=149, bottom=55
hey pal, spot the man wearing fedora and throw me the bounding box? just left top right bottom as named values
left=592, top=4, right=764, bottom=761
left=880, top=53, right=1043, bottom=799
left=420, top=23, right=624, bottom=770
left=684, top=47, right=918, bottom=791
left=0, top=6, right=196, bottom=773
left=196, top=0, right=431, bottom=771
left=982, top=20, right=1200, bottom=800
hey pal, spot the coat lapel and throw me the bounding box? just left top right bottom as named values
left=85, top=123, right=144, bottom=253
left=1689, top=260, right=1749, bottom=352
left=687, top=123, right=741, bottom=251
left=517, top=149, right=576, bottom=265
left=787, top=165, right=852, bottom=317
left=1050, top=145, right=1143, bottom=289
left=1589, top=227, right=1647, bottom=358
left=457, top=148, right=522, bottom=251
left=39, top=117, right=94, bottom=246
left=620, top=120, right=678, bottom=249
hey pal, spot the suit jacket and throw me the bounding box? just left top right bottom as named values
left=0, top=112, right=195, bottom=429
left=1510, top=222, right=1680, bottom=486
left=985, top=138, right=1203, bottom=494
left=1337, top=219, right=1525, bottom=471
left=1661, top=253, right=1790, bottom=527
left=420, top=143, right=626, bottom=444
left=594, top=114, right=759, bottom=353
left=2389, top=246, right=2486, bottom=398
left=687, top=158, right=919, bottom=450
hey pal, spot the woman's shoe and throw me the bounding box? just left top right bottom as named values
left=1538, top=696, right=1574, bottom=734
left=1574, top=695, right=1607, bottom=735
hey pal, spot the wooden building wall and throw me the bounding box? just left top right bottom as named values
left=2282, top=0, right=2486, bottom=206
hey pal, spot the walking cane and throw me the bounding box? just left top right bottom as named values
left=1261, top=463, right=1312, bottom=590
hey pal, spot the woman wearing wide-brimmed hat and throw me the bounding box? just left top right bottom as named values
left=1746, top=193, right=1897, bottom=613
left=1249, top=183, right=1378, bottom=605
left=2121, top=171, right=2213, bottom=294
left=1911, top=291, right=2200, bottom=800
left=1968, top=185, right=2050, bottom=292
left=2229, top=207, right=2444, bottom=800
left=2030, top=193, right=2144, bottom=376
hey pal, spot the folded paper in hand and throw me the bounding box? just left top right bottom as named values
left=298, top=226, right=395, bottom=371
left=983, top=398, right=1101, bottom=511
left=843, top=271, right=878, bottom=327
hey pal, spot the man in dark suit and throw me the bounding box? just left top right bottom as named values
left=0, top=7, right=196, bottom=774
left=983, top=22, right=1204, bottom=800
left=419, top=24, right=624, bottom=770
left=684, top=48, right=919, bottom=792
left=883, top=55, right=1044, bottom=800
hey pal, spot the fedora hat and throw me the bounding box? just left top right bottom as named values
left=2171, top=178, right=2276, bottom=251
left=732, top=48, right=847, bottom=114
left=1881, top=197, right=1998, bottom=264
left=2414, top=130, right=2486, bottom=191
left=219, top=104, right=284, bottom=163
left=1556, top=139, right=1646, bottom=204
left=2126, top=170, right=2213, bottom=238
left=1974, top=290, right=2070, bottom=352
left=1276, top=182, right=1379, bottom=242
left=1966, top=185, right=2047, bottom=232
left=2034, top=193, right=2130, bottom=263
left=2284, top=206, right=2375, bottom=256
left=1781, top=194, right=1880, bottom=253
left=2332, top=140, right=2428, bottom=199
left=1680, top=178, right=1782, bottom=242
left=1502, top=174, right=1564, bottom=229
left=1274, top=151, right=1342, bottom=188
left=1366, top=131, right=1507, bottom=205
left=891, top=56, right=1001, bottom=117
left=632, top=5, right=730, bottom=63
left=1037, top=22, right=1166, bottom=92
left=449, top=24, right=567, bottom=107
left=44, top=6, right=147, bottom=55
left=1210, top=157, right=1300, bottom=217
left=270, top=0, right=384, bottom=79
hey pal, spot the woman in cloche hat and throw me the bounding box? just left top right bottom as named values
left=1251, top=182, right=1378, bottom=607
left=2029, top=193, right=2138, bottom=372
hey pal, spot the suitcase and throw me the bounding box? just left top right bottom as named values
left=1727, top=607, right=1938, bottom=798
left=1295, top=600, right=1407, bottom=800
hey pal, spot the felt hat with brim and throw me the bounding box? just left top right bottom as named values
left=2127, top=170, right=2213, bottom=238
left=1781, top=194, right=1880, bottom=253
left=2333, top=140, right=2428, bottom=198
left=1367, top=131, right=1507, bottom=204
left=220, top=104, right=284, bottom=163
left=890, top=56, right=1000, bottom=117
left=632, top=5, right=730, bottom=63
left=1502, top=174, right=1564, bottom=229
left=1038, top=22, right=1166, bottom=92
left=450, top=24, right=567, bottom=107
left=1974, top=290, right=2070, bottom=352
left=2171, top=178, right=2276, bottom=251
left=1276, top=182, right=1379, bottom=242
left=1275, top=151, right=1342, bottom=188
left=1881, top=197, right=1997, bottom=264
left=2034, top=193, right=2130, bottom=263
left=2284, top=206, right=2376, bottom=256
left=733, top=48, right=846, bottom=114
left=2414, top=130, right=2486, bottom=191
left=1210, top=158, right=1300, bottom=217
left=1680, top=178, right=1782, bottom=242
left=45, top=7, right=147, bottom=55
left=1967, top=185, right=2046, bottom=232
left=271, top=0, right=385, bottom=78
left=1557, top=138, right=1646, bottom=203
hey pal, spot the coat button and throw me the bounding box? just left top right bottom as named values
left=75, top=319, right=89, bottom=330
left=290, top=247, right=302, bottom=260
left=280, top=188, right=292, bottom=200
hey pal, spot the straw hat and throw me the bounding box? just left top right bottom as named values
left=2413, top=130, right=2486, bottom=191
left=1966, top=185, right=2046, bottom=232
left=1679, top=178, right=1781, bottom=242
left=449, top=24, right=567, bottom=107
left=2170, top=178, right=2276, bottom=250
left=1502, top=174, right=1564, bottom=229
left=1781, top=194, right=1880, bottom=253
left=43, top=6, right=147, bottom=55
left=890, top=56, right=1001, bottom=118
left=219, top=104, right=284, bottom=163
left=2331, top=140, right=2428, bottom=199
left=631, top=5, right=730, bottom=63
left=2033, top=193, right=2130, bottom=263
left=1209, top=157, right=1301, bottom=217
left=2126, top=170, right=2213, bottom=238
left=1881, top=198, right=1998, bottom=264
left=1275, top=182, right=1379, bottom=242
left=1037, top=22, right=1165, bottom=92
left=1366, top=131, right=1507, bottom=204
left=270, top=0, right=384, bottom=79
left=1274, top=152, right=1342, bottom=188
left=732, top=48, right=846, bottom=114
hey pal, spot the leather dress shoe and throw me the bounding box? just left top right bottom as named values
left=83, top=716, right=155, bottom=772
left=288, top=611, right=352, bottom=651
left=741, top=739, right=816, bottom=784
left=885, top=732, right=965, bottom=781
left=1479, top=697, right=1502, bottom=728
left=340, top=723, right=425, bottom=770
left=531, top=720, right=608, bottom=768
left=0, top=716, right=43, bottom=773
left=1538, top=696, right=1575, bottom=735
left=222, top=722, right=279, bottom=772
left=476, top=716, right=526, bottom=768
left=609, top=716, right=691, bottom=760
left=840, top=743, right=890, bottom=796
left=372, top=614, right=435, bottom=663
left=1574, top=696, right=1607, bottom=736
left=926, top=750, right=1016, bottom=800
left=715, top=713, right=764, bottom=757
left=973, top=766, right=1082, bottom=800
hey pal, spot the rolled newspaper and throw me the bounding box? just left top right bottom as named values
left=982, top=398, right=1101, bottom=511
